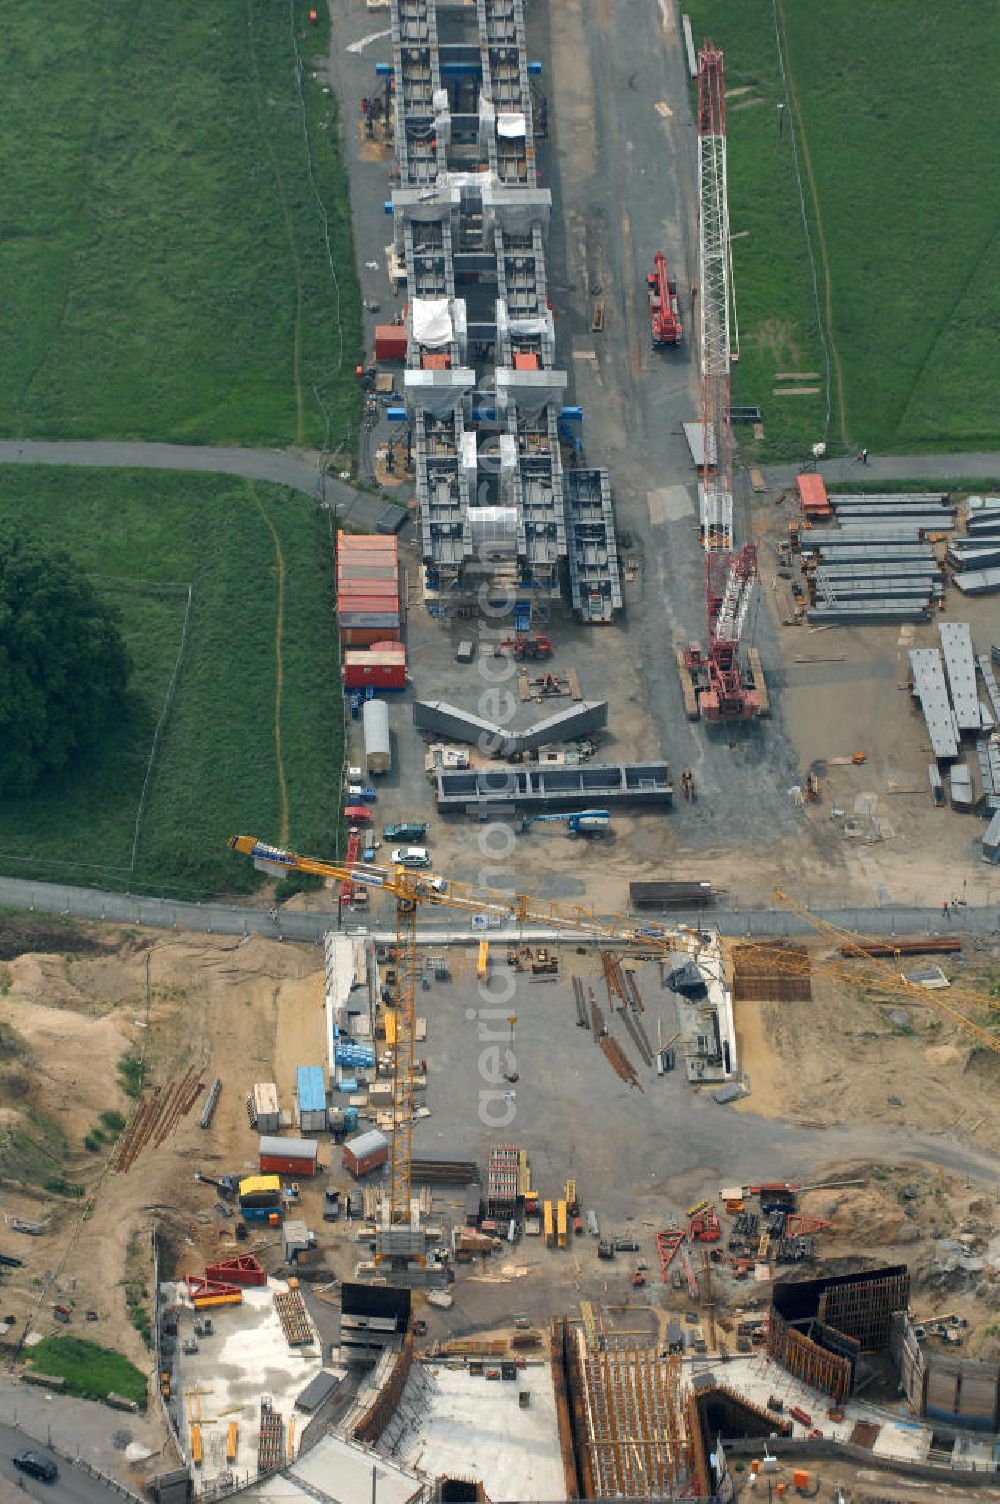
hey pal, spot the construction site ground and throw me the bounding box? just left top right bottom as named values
left=328, top=0, right=1000, bottom=925
left=1, top=913, right=999, bottom=1484
left=0, top=922, right=326, bottom=1487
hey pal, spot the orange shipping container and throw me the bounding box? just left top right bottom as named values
left=338, top=532, right=398, bottom=552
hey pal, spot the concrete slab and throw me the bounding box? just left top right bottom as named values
left=165, top=1277, right=324, bottom=1494
left=648, top=486, right=694, bottom=524
left=394, top=1361, right=565, bottom=1501
left=709, top=1354, right=932, bottom=1463
left=294, top=1433, right=423, bottom=1504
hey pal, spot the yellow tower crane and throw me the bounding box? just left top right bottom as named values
left=228, top=834, right=716, bottom=1227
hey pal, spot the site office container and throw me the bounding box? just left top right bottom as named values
left=339, top=581, right=399, bottom=601
left=340, top=620, right=401, bottom=636
left=342, top=1129, right=389, bottom=1178
left=338, top=532, right=399, bottom=554
left=339, top=588, right=400, bottom=607
left=343, top=660, right=407, bottom=691
left=258, top=1135, right=319, bottom=1177
left=338, top=564, right=399, bottom=584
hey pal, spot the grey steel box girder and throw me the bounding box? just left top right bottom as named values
left=390, top=0, right=620, bottom=615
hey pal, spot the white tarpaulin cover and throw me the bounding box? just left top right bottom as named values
left=412, top=298, right=453, bottom=349
left=497, top=113, right=526, bottom=138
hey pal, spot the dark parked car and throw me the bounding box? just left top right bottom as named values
left=12, top=1452, right=58, bottom=1482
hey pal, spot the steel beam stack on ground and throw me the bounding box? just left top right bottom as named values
left=802, top=500, right=953, bottom=621
left=955, top=565, right=1000, bottom=596
left=938, top=622, right=981, bottom=732
left=909, top=648, right=960, bottom=760
left=388, top=0, right=621, bottom=619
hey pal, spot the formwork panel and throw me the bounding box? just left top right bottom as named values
left=730, top=941, right=812, bottom=1002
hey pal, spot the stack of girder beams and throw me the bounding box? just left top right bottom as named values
left=804, top=493, right=953, bottom=623
left=950, top=496, right=1000, bottom=595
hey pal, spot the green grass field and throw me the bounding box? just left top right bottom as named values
left=29, top=1336, right=146, bottom=1408
left=0, top=1, right=361, bottom=450
left=0, top=467, right=343, bottom=897
left=686, top=1, right=1000, bottom=458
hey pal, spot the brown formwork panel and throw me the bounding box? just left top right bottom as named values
left=731, top=942, right=812, bottom=1002
left=819, top=1268, right=910, bottom=1351
left=766, top=1310, right=852, bottom=1402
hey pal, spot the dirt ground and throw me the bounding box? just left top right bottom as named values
left=731, top=942, right=1000, bottom=1140
left=0, top=926, right=324, bottom=1412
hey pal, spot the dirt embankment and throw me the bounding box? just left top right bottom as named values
left=0, top=926, right=324, bottom=1382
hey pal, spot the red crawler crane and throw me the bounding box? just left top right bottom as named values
left=679, top=544, right=767, bottom=722
left=647, top=251, right=683, bottom=346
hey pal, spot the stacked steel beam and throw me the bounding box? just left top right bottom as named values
left=803, top=493, right=954, bottom=623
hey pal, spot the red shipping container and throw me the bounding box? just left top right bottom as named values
left=259, top=1154, right=318, bottom=1177
left=374, top=324, right=408, bottom=362
left=339, top=597, right=400, bottom=614
left=341, top=627, right=401, bottom=647
left=796, top=472, right=831, bottom=517
left=342, top=1138, right=389, bottom=1178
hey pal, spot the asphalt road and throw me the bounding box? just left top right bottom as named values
left=0, top=873, right=996, bottom=945
left=765, top=450, right=1000, bottom=488
left=0, top=1422, right=134, bottom=1504
left=0, top=441, right=393, bottom=532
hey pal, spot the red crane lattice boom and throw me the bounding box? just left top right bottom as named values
left=680, top=40, right=761, bottom=722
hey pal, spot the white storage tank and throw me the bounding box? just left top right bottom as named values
left=363, top=698, right=391, bottom=775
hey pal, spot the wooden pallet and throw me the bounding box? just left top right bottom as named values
left=749, top=647, right=770, bottom=716
left=675, top=649, right=700, bottom=720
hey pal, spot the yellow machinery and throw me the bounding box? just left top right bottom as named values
left=543, top=1200, right=555, bottom=1247
left=477, top=939, right=490, bottom=980
left=190, top=1424, right=203, bottom=1467
left=226, top=1423, right=238, bottom=1464
left=556, top=1200, right=568, bottom=1248
left=229, top=837, right=1000, bottom=1230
